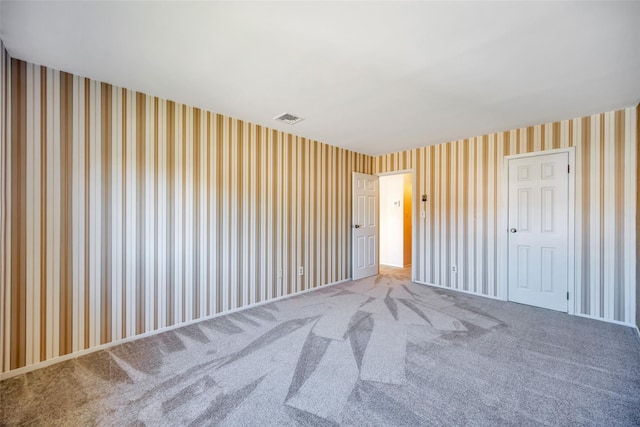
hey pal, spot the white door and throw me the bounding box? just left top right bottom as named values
left=507, top=152, right=569, bottom=312
left=352, top=172, right=379, bottom=280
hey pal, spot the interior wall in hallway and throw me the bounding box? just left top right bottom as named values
left=0, top=49, right=374, bottom=374
left=403, top=173, right=412, bottom=267
left=379, top=174, right=407, bottom=267
left=374, top=107, right=637, bottom=325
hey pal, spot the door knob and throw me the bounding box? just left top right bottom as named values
left=510, top=228, right=517, bottom=233
left=354, top=224, right=361, bottom=229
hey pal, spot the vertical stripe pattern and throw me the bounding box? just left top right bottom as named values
left=0, top=47, right=637, bottom=375
left=374, top=113, right=637, bottom=325
left=0, top=54, right=374, bottom=374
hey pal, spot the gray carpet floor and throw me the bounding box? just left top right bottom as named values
left=2, top=266, right=640, bottom=426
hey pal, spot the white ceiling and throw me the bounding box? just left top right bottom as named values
left=1, top=1, right=639, bottom=156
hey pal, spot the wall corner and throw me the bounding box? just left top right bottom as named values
left=636, top=103, right=640, bottom=330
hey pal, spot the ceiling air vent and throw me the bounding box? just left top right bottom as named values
left=274, top=112, right=304, bottom=125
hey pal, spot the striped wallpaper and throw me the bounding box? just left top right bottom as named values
left=0, top=49, right=373, bottom=374
left=0, top=42, right=638, bottom=376
left=374, top=107, right=638, bottom=325
left=637, top=105, right=640, bottom=331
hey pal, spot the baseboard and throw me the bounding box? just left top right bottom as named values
left=413, top=280, right=638, bottom=330
left=574, top=313, right=637, bottom=329
left=412, top=280, right=504, bottom=301
left=0, top=278, right=350, bottom=381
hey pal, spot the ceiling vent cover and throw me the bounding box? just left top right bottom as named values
left=274, top=112, right=304, bottom=125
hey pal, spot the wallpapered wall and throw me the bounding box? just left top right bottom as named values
left=637, top=105, right=640, bottom=331
left=374, top=107, right=637, bottom=326
left=0, top=42, right=637, bottom=376
left=0, top=48, right=373, bottom=374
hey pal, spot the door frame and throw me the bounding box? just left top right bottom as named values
left=377, top=169, right=417, bottom=282
left=498, top=147, right=576, bottom=314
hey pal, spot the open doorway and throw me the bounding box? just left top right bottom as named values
left=379, top=172, right=412, bottom=269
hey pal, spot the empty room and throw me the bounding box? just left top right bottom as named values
left=1, top=1, right=639, bottom=425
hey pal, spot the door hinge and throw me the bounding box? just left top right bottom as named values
left=567, top=291, right=569, bottom=300
left=567, top=164, right=570, bottom=173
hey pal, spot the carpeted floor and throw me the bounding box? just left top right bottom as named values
left=2, top=266, right=640, bottom=426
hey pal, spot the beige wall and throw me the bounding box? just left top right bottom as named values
left=0, top=49, right=374, bottom=374
left=374, top=108, right=637, bottom=326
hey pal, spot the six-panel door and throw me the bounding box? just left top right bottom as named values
left=507, top=152, right=569, bottom=312
left=352, top=172, right=379, bottom=280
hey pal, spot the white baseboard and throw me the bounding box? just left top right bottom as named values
left=380, top=263, right=404, bottom=268
left=412, top=280, right=504, bottom=301
left=0, top=278, right=350, bottom=381
left=413, top=280, right=638, bottom=329
left=574, top=313, right=637, bottom=329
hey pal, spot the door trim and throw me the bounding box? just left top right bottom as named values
left=499, top=147, right=575, bottom=314
left=376, top=169, right=416, bottom=282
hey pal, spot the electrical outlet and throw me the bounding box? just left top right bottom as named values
left=451, top=266, right=457, bottom=273
left=298, top=267, right=304, bottom=276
